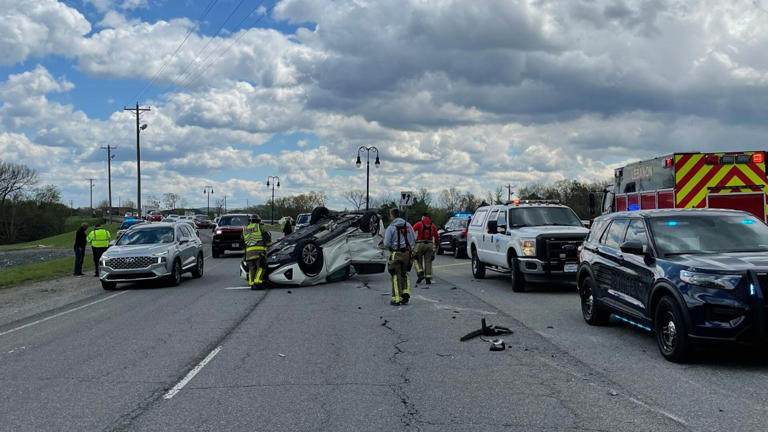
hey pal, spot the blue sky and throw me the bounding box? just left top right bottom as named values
left=2, top=0, right=768, bottom=211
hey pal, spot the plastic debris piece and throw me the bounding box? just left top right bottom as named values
left=459, top=318, right=513, bottom=342
left=608, top=390, right=618, bottom=396
left=489, top=339, right=506, bottom=351
left=278, top=353, right=286, bottom=357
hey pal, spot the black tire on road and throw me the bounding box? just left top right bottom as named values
left=453, top=242, right=462, bottom=259
left=212, top=249, right=220, bottom=259
left=654, top=296, right=693, bottom=362
left=509, top=257, right=525, bottom=292
left=580, top=276, right=610, bottom=325
left=168, top=259, right=182, bottom=286
left=310, top=206, right=331, bottom=225
left=436, top=245, right=443, bottom=255
left=471, top=249, right=486, bottom=279
left=192, top=253, right=204, bottom=278
left=101, top=280, right=117, bottom=290
left=360, top=211, right=380, bottom=235
left=295, top=238, right=324, bottom=277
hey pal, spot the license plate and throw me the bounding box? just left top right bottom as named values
left=564, top=263, right=577, bottom=273
left=232, top=243, right=240, bottom=248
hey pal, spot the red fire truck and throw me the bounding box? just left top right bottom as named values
left=604, top=151, right=768, bottom=221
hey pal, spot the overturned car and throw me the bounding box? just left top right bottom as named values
left=240, top=207, right=387, bottom=286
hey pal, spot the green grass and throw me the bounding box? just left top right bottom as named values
left=0, top=255, right=95, bottom=288
left=0, top=223, right=119, bottom=251
left=64, top=216, right=103, bottom=232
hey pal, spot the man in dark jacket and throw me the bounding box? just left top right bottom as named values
left=73, top=223, right=88, bottom=276
left=282, top=217, right=293, bottom=236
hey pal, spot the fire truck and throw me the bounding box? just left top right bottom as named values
left=603, top=151, right=768, bottom=221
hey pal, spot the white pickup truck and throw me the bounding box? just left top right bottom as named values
left=466, top=201, right=589, bottom=292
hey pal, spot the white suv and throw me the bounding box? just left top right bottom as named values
left=466, top=202, right=589, bottom=292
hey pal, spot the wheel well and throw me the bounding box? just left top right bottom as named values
left=506, top=249, right=517, bottom=265
left=577, top=269, right=589, bottom=288
left=649, top=285, right=675, bottom=322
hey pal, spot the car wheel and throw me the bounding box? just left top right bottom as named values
left=310, top=206, right=331, bottom=225
left=471, top=249, right=485, bottom=279
left=654, top=296, right=692, bottom=362
left=452, top=242, right=461, bottom=259
left=212, top=249, right=220, bottom=258
left=168, top=259, right=182, bottom=286
left=360, top=211, right=380, bottom=235
left=101, top=280, right=117, bottom=290
left=580, top=276, right=610, bottom=325
left=509, top=257, right=525, bottom=292
left=192, top=253, right=204, bottom=278
left=436, top=245, right=443, bottom=255
left=295, top=238, right=324, bottom=277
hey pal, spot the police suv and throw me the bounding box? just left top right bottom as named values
left=467, top=201, right=589, bottom=291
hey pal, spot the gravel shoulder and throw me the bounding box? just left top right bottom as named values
left=0, top=248, right=85, bottom=271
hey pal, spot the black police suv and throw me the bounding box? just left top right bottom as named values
left=437, top=215, right=471, bottom=258
left=577, top=208, right=768, bottom=362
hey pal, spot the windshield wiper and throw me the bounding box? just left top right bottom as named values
left=663, top=250, right=716, bottom=256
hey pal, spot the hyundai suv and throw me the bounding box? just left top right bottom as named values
left=99, top=222, right=204, bottom=290
left=578, top=209, right=768, bottom=362
left=212, top=214, right=250, bottom=258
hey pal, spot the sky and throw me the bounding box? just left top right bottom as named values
left=2, top=0, right=768, bottom=210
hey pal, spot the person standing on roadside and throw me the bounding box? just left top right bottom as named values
left=412, top=213, right=439, bottom=285
left=383, top=208, right=415, bottom=306
left=283, top=216, right=293, bottom=236
left=87, top=223, right=111, bottom=277
left=73, top=223, right=88, bottom=276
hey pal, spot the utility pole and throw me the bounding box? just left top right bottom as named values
left=124, top=103, right=150, bottom=218
left=506, top=184, right=516, bottom=201
left=224, top=195, right=227, bottom=214
left=101, top=144, right=117, bottom=215
left=267, top=176, right=280, bottom=223
left=87, top=178, right=95, bottom=213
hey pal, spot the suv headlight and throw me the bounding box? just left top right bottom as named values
left=215, top=229, right=223, bottom=235
left=153, top=251, right=168, bottom=264
left=519, top=239, right=536, bottom=257
left=680, top=270, right=741, bottom=290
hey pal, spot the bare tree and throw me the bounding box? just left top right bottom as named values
left=0, top=160, right=38, bottom=207
left=438, top=188, right=462, bottom=212
left=163, top=192, right=182, bottom=210
left=343, top=190, right=365, bottom=211
left=416, top=188, right=432, bottom=206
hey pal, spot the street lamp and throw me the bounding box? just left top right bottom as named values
left=203, top=185, right=214, bottom=216
left=356, top=146, right=380, bottom=211
left=266, top=176, right=280, bottom=224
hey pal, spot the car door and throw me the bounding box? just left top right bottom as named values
left=490, top=208, right=510, bottom=266
left=593, top=219, right=629, bottom=303
left=178, top=225, right=195, bottom=268
left=618, top=219, right=655, bottom=316
left=440, top=219, right=454, bottom=251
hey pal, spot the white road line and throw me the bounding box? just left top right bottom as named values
left=0, top=291, right=127, bottom=338
left=163, top=346, right=222, bottom=400
left=224, top=286, right=250, bottom=290
left=628, top=396, right=689, bottom=426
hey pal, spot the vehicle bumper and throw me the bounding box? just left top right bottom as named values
left=212, top=239, right=244, bottom=253
left=99, top=263, right=171, bottom=282
left=683, top=283, right=768, bottom=345
left=517, top=257, right=578, bottom=284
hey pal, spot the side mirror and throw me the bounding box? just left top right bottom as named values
left=487, top=220, right=498, bottom=234
left=497, top=226, right=507, bottom=234
left=582, top=220, right=592, bottom=228
left=179, top=238, right=189, bottom=245
left=619, top=240, right=645, bottom=255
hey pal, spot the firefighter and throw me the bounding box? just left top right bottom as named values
left=243, top=214, right=272, bottom=290
left=87, top=224, right=111, bottom=277
left=412, top=213, right=439, bottom=285
left=383, top=208, right=416, bottom=305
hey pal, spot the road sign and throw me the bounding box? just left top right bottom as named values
left=400, top=191, right=414, bottom=207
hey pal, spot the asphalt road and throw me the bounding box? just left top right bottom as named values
left=0, top=235, right=763, bottom=431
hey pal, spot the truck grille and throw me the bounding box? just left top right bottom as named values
left=106, top=256, right=156, bottom=269
left=216, top=230, right=242, bottom=241
left=536, top=235, right=586, bottom=262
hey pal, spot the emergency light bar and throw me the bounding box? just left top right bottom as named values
left=506, top=199, right=560, bottom=206
left=453, top=213, right=472, bottom=218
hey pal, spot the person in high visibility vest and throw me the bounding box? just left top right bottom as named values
left=87, top=223, right=112, bottom=277
left=412, top=213, right=439, bottom=285
left=242, top=214, right=272, bottom=290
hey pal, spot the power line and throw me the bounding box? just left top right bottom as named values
left=171, top=0, right=250, bottom=88
left=129, top=0, right=221, bottom=104
left=179, top=0, right=275, bottom=90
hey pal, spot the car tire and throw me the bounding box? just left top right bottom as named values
left=471, top=248, right=485, bottom=279
left=310, top=206, right=331, bottom=225
left=509, top=257, right=525, bottom=292
left=360, top=211, right=380, bottom=235
left=212, top=249, right=220, bottom=258
left=295, top=238, right=324, bottom=277
left=436, top=245, right=444, bottom=255
left=654, top=296, right=692, bottom=362
left=191, top=253, right=204, bottom=278
left=101, top=280, right=117, bottom=290
left=168, top=259, right=182, bottom=286
left=580, top=276, right=610, bottom=325
left=452, top=242, right=461, bottom=259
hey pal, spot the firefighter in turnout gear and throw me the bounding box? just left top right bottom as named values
left=87, top=224, right=111, bottom=277
left=383, top=208, right=416, bottom=305
left=412, top=214, right=439, bottom=285
left=242, top=214, right=272, bottom=290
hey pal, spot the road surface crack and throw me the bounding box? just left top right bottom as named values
left=380, top=318, right=421, bottom=431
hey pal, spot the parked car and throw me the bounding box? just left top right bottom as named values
left=578, top=208, right=768, bottom=362
left=295, top=213, right=311, bottom=230
left=194, top=214, right=212, bottom=228
left=467, top=201, right=589, bottom=292
left=148, top=211, right=163, bottom=222
left=98, top=222, right=204, bottom=290
left=116, top=219, right=146, bottom=239
left=240, top=207, right=386, bottom=286
left=437, top=214, right=471, bottom=258
left=212, top=214, right=251, bottom=258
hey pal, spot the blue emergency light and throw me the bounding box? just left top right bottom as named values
left=125, top=218, right=136, bottom=222
left=454, top=213, right=472, bottom=218
left=667, top=221, right=679, bottom=226
left=628, top=204, right=640, bottom=211
left=743, top=219, right=756, bottom=225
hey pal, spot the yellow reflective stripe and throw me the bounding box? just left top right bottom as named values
left=392, top=275, right=399, bottom=297
left=681, top=166, right=730, bottom=208
left=404, top=275, right=410, bottom=294
left=413, top=261, right=421, bottom=272
left=255, top=268, right=263, bottom=284
left=676, top=164, right=713, bottom=204
left=674, top=154, right=701, bottom=182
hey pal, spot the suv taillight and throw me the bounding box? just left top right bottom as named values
left=461, top=230, right=467, bottom=238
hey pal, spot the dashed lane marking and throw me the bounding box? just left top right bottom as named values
left=433, top=262, right=470, bottom=269
left=163, top=346, right=222, bottom=400
left=0, top=291, right=127, bottom=338
left=224, top=286, right=251, bottom=290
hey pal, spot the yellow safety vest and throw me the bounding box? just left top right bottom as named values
left=87, top=229, right=111, bottom=248
left=243, top=224, right=267, bottom=252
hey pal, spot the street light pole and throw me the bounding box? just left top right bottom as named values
left=203, top=185, right=214, bottom=217
left=356, top=147, right=380, bottom=211
left=266, top=176, right=280, bottom=223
